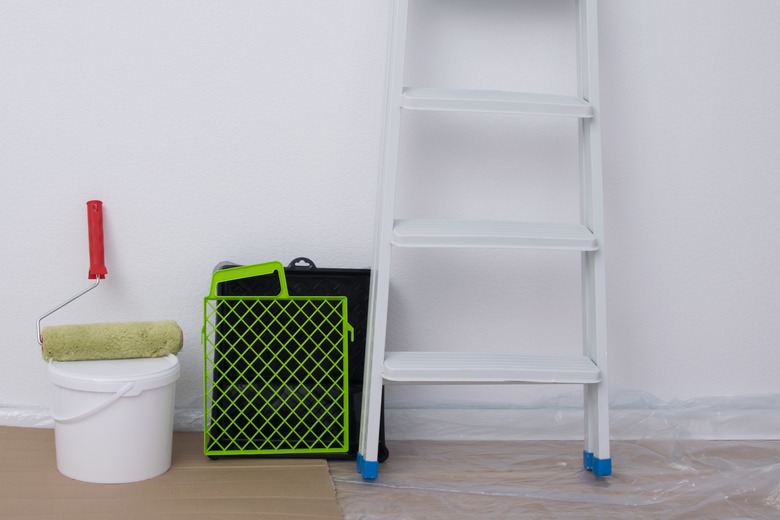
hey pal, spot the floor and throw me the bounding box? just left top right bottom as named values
left=0, top=427, right=343, bottom=520
left=329, top=439, right=780, bottom=519
left=6, top=424, right=780, bottom=519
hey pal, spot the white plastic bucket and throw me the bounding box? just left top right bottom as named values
left=48, top=354, right=180, bottom=483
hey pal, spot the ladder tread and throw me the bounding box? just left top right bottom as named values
left=402, top=87, right=594, bottom=117
left=383, top=351, right=601, bottom=384
left=392, top=219, right=598, bottom=250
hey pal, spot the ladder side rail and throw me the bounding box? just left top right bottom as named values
left=358, top=0, right=410, bottom=479
left=577, top=0, right=611, bottom=475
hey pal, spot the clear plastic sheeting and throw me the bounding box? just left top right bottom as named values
left=381, top=391, right=780, bottom=442
left=0, top=404, right=52, bottom=428
left=330, top=392, right=780, bottom=519
left=4, top=390, right=779, bottom=439
left=330, top=439, right=780, bottom=519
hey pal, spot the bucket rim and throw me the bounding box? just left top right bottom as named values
left=48, top=354, right=180, bottom=394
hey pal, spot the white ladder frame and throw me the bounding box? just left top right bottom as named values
left=358, top=0, right=610, bottom=479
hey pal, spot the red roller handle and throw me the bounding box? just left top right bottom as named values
left=87, top=200, right=107, bottom=279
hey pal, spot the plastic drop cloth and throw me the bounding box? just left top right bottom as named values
left=330, top=439, right=780, bottom=519
left=329, top=393, right=780, bottom=520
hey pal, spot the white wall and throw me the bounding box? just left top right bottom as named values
left=2, top=1, right=780, bottom=437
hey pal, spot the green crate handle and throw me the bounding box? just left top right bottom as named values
left=208, top=261, right=289, bottom=298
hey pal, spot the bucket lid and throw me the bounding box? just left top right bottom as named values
left=48, top=355, right=180, bottom=395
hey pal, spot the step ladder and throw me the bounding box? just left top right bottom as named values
left=358, top=0, right=611, bottom=479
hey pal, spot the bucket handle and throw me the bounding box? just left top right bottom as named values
left=51, top=383, right=134, bottom=424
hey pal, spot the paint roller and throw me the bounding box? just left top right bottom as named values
left=36, top=201, right=182, bottom=362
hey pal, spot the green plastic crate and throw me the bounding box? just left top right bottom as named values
left=202, top=262, right=353, bottom=456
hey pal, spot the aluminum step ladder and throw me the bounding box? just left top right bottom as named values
left=358, top=0, right=611, bottom=479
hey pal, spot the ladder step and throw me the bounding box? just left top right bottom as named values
left=392, top=220, right=598, bottom=250
left=402, top=88, right=594, bottom=118
left=383, top=352, right=601, bottom=384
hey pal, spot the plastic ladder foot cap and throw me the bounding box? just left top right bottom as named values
left=583, top=450, right=594, bottom=470
left=356, top=453, right=364, bottom=473
left=361, top=459, right=379, bottom=480
left=592, top=457, right=612, bottom=477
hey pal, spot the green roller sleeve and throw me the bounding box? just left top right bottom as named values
left=42, top=320, right=182, bottom=362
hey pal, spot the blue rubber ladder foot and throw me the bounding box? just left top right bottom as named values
left=583, top=451, right=594, bottom=470
left=593, top=457, right=612, bottom=476
left=357, top=453, right=378, bottom=480
left=584, top=451, right=611, bottom=476
left=356, top=453, right=364, bottom=473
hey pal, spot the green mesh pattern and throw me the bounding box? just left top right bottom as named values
left=203, top=296, right=350, bottom=455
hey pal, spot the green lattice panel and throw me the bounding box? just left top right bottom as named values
left=203, top=296, right=350, bottom=455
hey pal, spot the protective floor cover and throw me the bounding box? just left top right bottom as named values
left=330, top=439, right=780, bottom=519
left=0, top=427, right=343, bottom=520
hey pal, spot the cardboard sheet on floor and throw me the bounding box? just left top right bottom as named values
left=0, top=426, right=343, bottom=519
